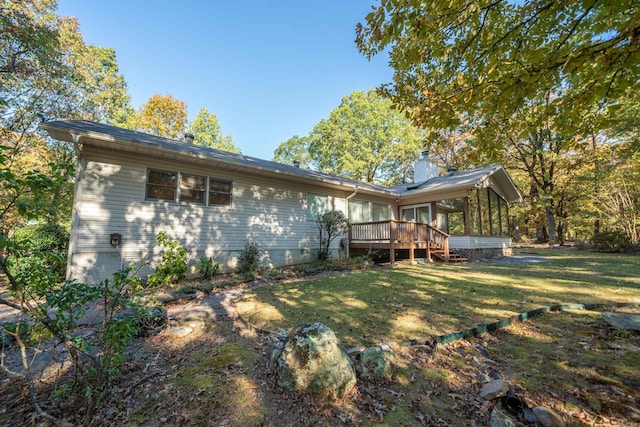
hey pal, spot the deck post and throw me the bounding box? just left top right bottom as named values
left=409, top=222, right=415, bottom=263
left=389, top=220, right=395, bottom=264
left=426, top=229, right=432, bottom=262
left=444, top=237, right=450, bottom=262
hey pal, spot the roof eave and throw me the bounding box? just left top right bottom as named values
left=40, top=122, right=397, bottom=197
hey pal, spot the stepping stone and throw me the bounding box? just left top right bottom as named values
left=602, top=312, right=640, bottom=331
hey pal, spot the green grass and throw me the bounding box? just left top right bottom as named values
left=236, top=249, right=640, bottom=348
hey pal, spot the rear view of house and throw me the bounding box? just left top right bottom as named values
left=41, top=120, right=522, bottom=284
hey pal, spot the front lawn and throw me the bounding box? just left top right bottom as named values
left=236, top=249, right=640, bottom=348
left=231, top=249, right=639, bottom=425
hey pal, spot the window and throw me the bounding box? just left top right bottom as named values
left=209, top=179, right=232, bottom=205
left=401, top=205, right=430, bottom=223
left=146, top=169, right=232, bottom=206
left=436, top=198, right=465, bottom=235
left=180, top=173, right=206, bottom=204
left=371, top=202, right=389, bottom=221
left=307, top=193, right=328, bottom=220
left=146, top=169, right=177, bottom=201
left=349, top=199, right=390, bottom=222
left=348, top=199, right=367, bottom=222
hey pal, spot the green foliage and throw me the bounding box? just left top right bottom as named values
left=236, top=239, right=261, bottom=276
left=187, top=107, right=240, bottom=153
left=272, top=135, right=313, bottom=166
left=314, top=210, right=349, bottom=261
left=147, top=231, right=188, bottom=287
left=591, top=231, right=632, bottom=253
left=356, top=1, right=639, bottom=133
left=273, top=90, right=426, bottom=185
left=1, top=1, right=133, bottom=235
left=197, top=256, right=219, bottom=280
left=8, top=223, right=69, bottom=284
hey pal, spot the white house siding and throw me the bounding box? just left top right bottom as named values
left=68, top=145, right=350, bottom=284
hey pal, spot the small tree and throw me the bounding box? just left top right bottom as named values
left=315, top=210, right=349, bottom=261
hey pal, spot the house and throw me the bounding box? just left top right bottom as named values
left=41, top=120, right=523, bottom=284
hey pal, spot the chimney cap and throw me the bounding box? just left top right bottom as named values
left=184, top=133, right=195, bottom=144
left=447, top=166, right=458, bottom=175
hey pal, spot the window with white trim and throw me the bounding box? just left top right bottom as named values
left=348, top=199, right=390, bottom=222
left=146, top=169, right=232, bottom=206
left=306, top=193, right=328, bottom=220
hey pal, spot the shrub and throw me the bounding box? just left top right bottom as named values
left=147, top=232, right=188, bottom=287
left=236, top=239, right=261, bottom=275
left=591, top=230, right=632, bottom=253
left=314, top=210, right=349, bottom=261
left=197, top=256, right=219, bottom=279
left=9, top=223, right=69, bottom=284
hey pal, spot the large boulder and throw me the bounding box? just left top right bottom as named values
left=271, top=322, right=356, bottom=399
left=358, top=344, right=396, bottom=380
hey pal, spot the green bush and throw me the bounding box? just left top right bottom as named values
left=8, top=223, right=69, bottom=284
left=591, top=231, right=632, bottom=253
left=147, top=232, right=188, bottom=287
left=8, top=224, right=69, bottom=282
left=197, top=256, right=219, bottom=279
left=314, top=210, right=349, bottom=261
left=236, top=239, right=261, bottom=275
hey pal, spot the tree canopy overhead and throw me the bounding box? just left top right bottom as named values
left=273, top=90, right=426, bottom=186
left=356, top=0, right=640, bottom=130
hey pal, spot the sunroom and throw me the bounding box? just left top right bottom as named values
left=348, top=155, right=523, bottom=263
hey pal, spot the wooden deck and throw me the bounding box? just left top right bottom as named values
left=349, top=220, right=461, bottom=263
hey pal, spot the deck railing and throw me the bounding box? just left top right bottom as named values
left=349, top=220, right=450, bottom=262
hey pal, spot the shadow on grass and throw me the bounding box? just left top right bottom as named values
left=236, top=250, right=640, bottom=349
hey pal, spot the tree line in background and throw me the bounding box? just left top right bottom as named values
left=0, top=0, right=237, bottom=238
left=343, top=0, right=639, bottom=247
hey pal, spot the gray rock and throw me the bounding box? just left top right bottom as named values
left=533, top=406, right=566, bottom=427
left=273, top=322, right=356, bottom=399
left=359, top=344, right=396, bottom=380
left=602, top=312, right=640, bottom=331
left=480, top=379, right=510, bottom=400
left=489, top=407, right=517, bottom=427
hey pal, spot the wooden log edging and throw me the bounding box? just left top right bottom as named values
left=418, top=301, right=640, bottom=347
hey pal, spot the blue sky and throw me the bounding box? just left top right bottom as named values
left=57, top=1, right=393, bottom=160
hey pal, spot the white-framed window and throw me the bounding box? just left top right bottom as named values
left=306, top=193, right=328, bottom=220
left=401, top=204, right=431, bottom=223
left=146, top=168, right=232, bottom=206
left=348, top=199, right=390, bottom=222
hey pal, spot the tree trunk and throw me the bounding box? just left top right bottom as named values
left=545, top=206, right=558, bottom=242
left=512, top=216, right=522, bottom=242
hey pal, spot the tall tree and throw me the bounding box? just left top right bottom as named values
left=272, top=135, right=313, bottom=166
left=356, top=0, right=639, bottom=133
left=274, top=90, right=425, bottom=185
left=187, top=107, right=240, bottom=153
left=137, top=93, right=188, bottom=139
left=1, top=0, right=135, bottom=232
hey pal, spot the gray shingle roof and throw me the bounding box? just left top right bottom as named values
left=40, top=119, right=522, bottom=202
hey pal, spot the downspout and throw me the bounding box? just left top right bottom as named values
left=346, top=185, right=359, bottom=201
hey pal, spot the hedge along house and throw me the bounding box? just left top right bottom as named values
left=41, top=120, right=522, bottom=284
